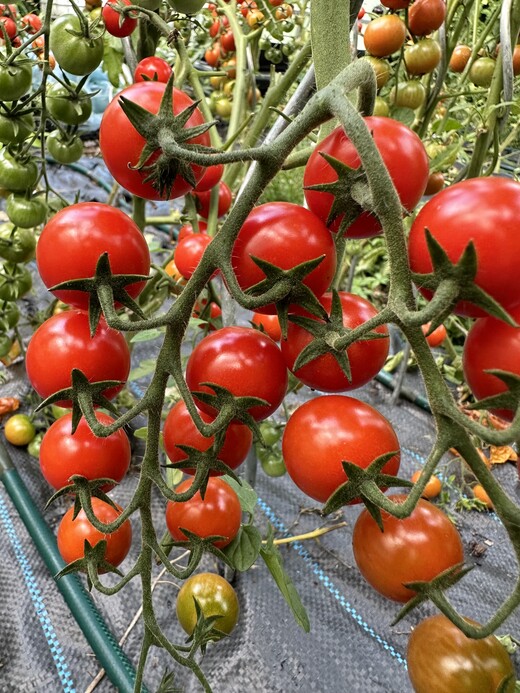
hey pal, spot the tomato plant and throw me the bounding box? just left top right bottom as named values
left=282, top=395, right=400, bottom=503
left=186, top=326, right=288, bottom=421
left=25, top=310, right=131, bottom=406
left=57, top=498, right=132, bottom=570
left=408, top=177, right=520, bottom=317
left=352, top=495, right=463, bottom=602
left=407, top=615, right=515, bottom=693
left=36, top=202, right=150, bottom=310
left=166, top=477, right=241, bottom=548
left=162, top=399, right=252, bottom=473
left=39, top=412, right=131, bottom=491
left=303, top=117, right=429, bottom=237
left=231, top=202, right=337, bottom=313
left=281, top=291, right=389, bottom=392
left=176, top=572, right=239, bottom=636
left=100, top=82, right=210, bottom=200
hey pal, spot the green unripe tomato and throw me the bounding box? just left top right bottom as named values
left=176, top=573, right=239, bottom=636
left=28, top=432, right=44, bottom=459
left=0, top=225, right=36, bottom=263
left=0, top=332, right=12, bottom=358
left=6, top=194, right=47, bottom=228
left=50, top=15, right=104, bottom=76
left=373, top=96, right=390, bottom=117
left=0, top=60, right=33, bottom=101
left=0, top=112, right=35, bottom=145
left=0, top=150, right=38, bottom=193
left=46, top=131, right=84, bottom=164
left=0, top=302, right=20, bottom=330
left=46, top=85, right=93, bottom=126
left=469, top=57, right=496, bottom=87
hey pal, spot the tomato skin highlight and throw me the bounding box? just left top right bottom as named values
left=39, top=412, right=131, bottom=491
left=232, top=202, right=337, bottom=314
left=36, top=202, right=150, bottom=309
left=186, top=326, right=288, bottom=421
left=407, top=615, right=515, bottom=693
left=162, top=399, right=252, bottom=474
left=100, top=82, right=210, bottom=200
left=304, top=117, right=428, bottom=238
left=281, top=291, right=389, bottom=392
left=25, top=311, right=130, bottom=406
left=408, top=177, right=520, bottom=317
left=57, top=498, right=132, bottom=570
left=282, top=395, right=400, bottom=503
left=166, top=477, right=241, bottom=548
left=352, top=495, right=463, bottom=602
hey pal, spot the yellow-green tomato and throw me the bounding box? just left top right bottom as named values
left=4, top=414, right=36, bottom=446
left=176, top=573, right=239, bottom=636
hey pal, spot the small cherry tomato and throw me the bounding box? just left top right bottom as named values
left=176, top=572, right=239, bottom=636
left=421, top=322, right=447, bottom=347
left=410, top=470, right=442, bottom=499
left=4, top=414, right=36, bottom=446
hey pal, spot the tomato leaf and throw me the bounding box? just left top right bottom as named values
left=259, top=525, right=310, bottom=632
left=129, top=358, right=157, bottom=381
left=390, top=106, right=415, bottom=127
left=102, top=34, right=124, bottom=88
left=130, top=328, right=165, bottom=343
left=222, top=475, right=257, bottom=515
left=224, top=524, right=262, bottom=572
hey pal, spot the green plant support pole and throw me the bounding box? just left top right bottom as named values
left=0, top=440, right=146, bottom=693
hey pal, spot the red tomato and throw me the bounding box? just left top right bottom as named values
left=21, top=13, right=42, bottom=33
left=363, top=15, right=407, bottom=58
left=231, top=202, right=337, bottom=314
left=36, top=202, right=150, bottom=310
left=192, top=300, right=222, bottom=329
left=252, top=312, right=282, bottom=342
left=408, top=177, right=520, bottom=317
left=194, top=164, right=224, bottom=192
left=421, top=322, right=447, bottom=347
left=162, top=399, right=252, bottom=473
left=380, top=0, right=410, bottom=7
left=57, top=498, right=132, bottom=570
left=25, top=311, right=130, bottom=406
left=281, top=291, right=389, bottom=392
left=241, top=0, right=257, bottom=17
left=193, top=181, right=232, bottom=218
left=407, top=615, right=515, bottom=693
left=220, top=29, right=235, bottom=53
left=462, top=306, right=520, bottom=421
left=352, top=495, right=463, bottom=602
left=186, top=326, right=288, bottom=421
left=166, top=477, right=241, bottom=548
left=304, top=117, right=429, bottom=238
left=102, top=0, right=137, bottom=37
left=99, top=82, right=210, bottom=200
left=282, top=395, right=400, bottom=503
left=133, top=56, right=173, bottom=83
left=174, top=233, right=213, bottom=280
left=39, top=412, right=131, bottom=491
left=177, top=220, right=208, bottom=241
left=408, top=0, right=446, bottom=37
left=0, top=16, right=16, bottom=39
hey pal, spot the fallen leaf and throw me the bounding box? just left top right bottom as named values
left=489, top=445, right=517, bottom=465
left=0, top=397, right=20, bottom=416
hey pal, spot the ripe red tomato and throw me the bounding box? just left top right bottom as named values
left=25, top=311, right=130, bottom=406
left=36, top=202, right=150, bottom=310
left=281, top=292, right=389, bottom=392
left=462, top=306, right=520, bottom=421
left=166, top=476, right=241, bottom=548
left=186, top=326, right=288, bottom=421
left=176, top=573, right=239, bottom=636
left=251, top=312, right=282, bottom=342
left=220, top=29, right=235, bottom=53
left=57, top=498, right=132, bottom=570
left=192, top=299, right=222, bottom=328
left=174, top=233, right=213, bottom=280
left=100, top=82, right=210, bottom=200
left=0, top=16, right=17, bottom=39
left=162, top=399, right=252, bottom=473
left=408, top=0, right=446, bottom=37
left=102, top=0, right=137, bottom=37
left=364, top=15, right=407, bottom=58
left=194, top=164, right=224, bottom=192
left=177, top=221, right=208, bottom=242
left=193, top=181, right=232, bottom=218
left=231, top=202, right=336, bottom=314
left=421, top=322, right=447, bottom=347
left=407, top=615, right=515, bottom=693
left=21, top=13, right=42, bottom=33
left=380, top=0, right=410, bottom=7
left=352, top=495, right=463, bottom=602
left=282, top=395, right=400, bottom=503
left=304, top=117, right=429, bottom=238
left=39, top=412, right=131, bottom=491
left=424, top=171, right=445, bottom=196
left=408, top=177, right=520, bottom=317
left=133, top=56, right=173, bottom=83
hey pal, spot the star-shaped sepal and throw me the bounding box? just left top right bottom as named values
left=35, top=368, right=121, bottom=434
left=45, top=475, right=119, bottom=512
left=322, top=451, right=410, bottom=525
left=244, top=255, right=329, bottom=338
left=118, top=75, right=216, bottom=198
left=55, top=538, right=125, bottom=591
left=184, top=596, right=234, bottom=653
left=50, top=253, right=149, bottom=335
left=289, top=290, right=388, bottom=381
left=391, top=563, right=473, bottom=625
left=412, top=229, right=517, bottom=325
left=465, top=370, right=520, bottom=415
left=304, top=151, right=370, bottom=230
